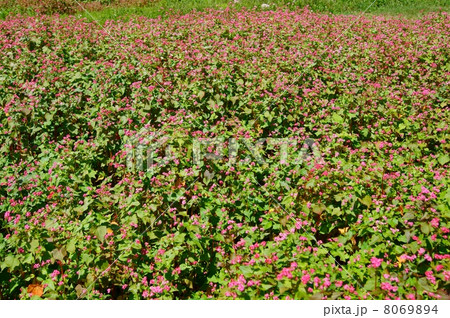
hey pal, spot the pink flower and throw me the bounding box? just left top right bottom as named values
left=50, top=270, right=60, bottom=280
left=443, top=271, right=450, bottom=281
left=421, top=186, right=430, bottom=194
left=301, top=274, right=310, bottom=284
left=425, top=271, right=436, bottom=284
left=277, top=267, right=293, bottom=280
left=150, top=286, right=163, bottom=294
left=370, top=257, right=383, bottom=268
left=430, top=218, right=439, bottom=228
left=381, top=282, right=397, bottom=292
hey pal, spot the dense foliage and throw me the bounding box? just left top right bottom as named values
left=0, top=0, right=157, bottom=15
left=0, top=8, right=449, bottom=299
left=1, top=0, right=449, bottom=19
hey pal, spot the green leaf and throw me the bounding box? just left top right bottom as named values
left=260, top=284, right=273, bottom=291
left=331, top=207, right=342, bottom=216
left=243, top=107, right=252, bottom=115
left=332, top=113, right=343, bottom=124
left=370, top=235, right=382, bottom=245
left=67, top=240, right=76, bottom=254
left=359, top=195, right=372, bottom=207
left=96, top=226, right=107, bottom=242
left=418, top=277, right=431, bottom=291
left=197, top=90, right=205, bottom=100
left=364, top=278, right=375, bottom=290
left=44, top=113, right=53, bottom=122
left=30, top=239, right=39, bottom=253
left=438, top=154, right=449, bottom=165
left=264, top=111, right=273, bottom=121
left=312, top=203, right=326, bottom=215
left=75, top=285, right=85, bottom=298
left=51, top=248, right=66, bottom=262
left=81, top=253, right=94, bottom=265
left=420, top=222, right=431, bottom=235
left=3, top=255, right=20, bottom=270
left=239, top=266, right=253, bottom=277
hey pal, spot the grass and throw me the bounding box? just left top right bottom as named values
left=0, top=0, right=449, bottom=22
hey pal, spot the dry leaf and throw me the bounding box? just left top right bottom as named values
left=394, top=256, right=406, bottom=268
left=27, top=284, right=43, bottom=297
left=338, top=227, right=349, bottom=235
left=175, top=177, right=185, bottom=188
left=397, top=256, right=406, bottom=263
